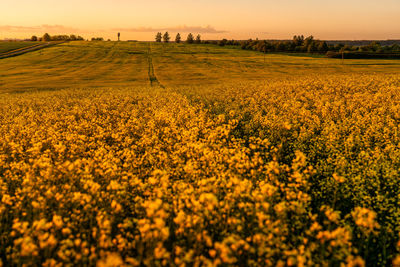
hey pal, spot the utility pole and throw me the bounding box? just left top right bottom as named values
left=341, top=51, right=344, bottom=65
left=118, top=32, right=120, bottom=41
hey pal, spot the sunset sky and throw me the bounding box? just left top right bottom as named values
left=1, top=0, right=399, bottom=41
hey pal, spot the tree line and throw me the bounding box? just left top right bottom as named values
left=211, top=35, right=400, bottom=54
left=155, top=32, right=202, bottom=44
left=31, top=33, right=84, bottom=42
left=152, top=33, right=400, bottom=56
left=31, top=32, right=400, bottom=57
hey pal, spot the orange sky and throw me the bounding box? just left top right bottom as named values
left=1, top=0, right=399, bottom=41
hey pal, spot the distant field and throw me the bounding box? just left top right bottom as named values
left=0, top=41, right=399, bottom=92
left=0, top=41, right=38, bottom=54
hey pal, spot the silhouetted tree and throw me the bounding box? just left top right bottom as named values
left=334, top=43, right=344, bottom=51
left=186, top=33, right=194, bottom=44
left=155, top=32, right=162, bottom=42
left=304, top=36, right=314, bottom=47
left=218, top=39, right=228, bottom=46
left=293, top=35, right=304, bottom=46
left=195, top=34, right=201, bottom=44
left=31, top=36, right=38, bottom=41
left=307, top=42, right=317, bottom=53
left=52, top=35, right=70, bottom=41
left=275, top=42, right=286, bottom=52
left=318, top=41, right=329, bottom=52
left=43, top=33, right=51, bottom=42
left=175, top=33, right=181, bottom=43
left=163, top=32, right=170, bottom=43
left=368, top=42, right=382, bottom=52
left=391, top=44, right=400, bottom=52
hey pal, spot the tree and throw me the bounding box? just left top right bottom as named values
left=307, top=43, right=317, bottom=53
left=186, top=33, right=194, bottom=44
left=118, top=32, right=120, bottom=41
left=155, top=32, right=162, bottom=42
left=391, top=44, right=400, bottom=52
left=175, top=33, right=181, bottom=43
left=218, top=39, right=227, bottom=46
left=195, top=34, right=201, bottom=44
left=304, top=35, right=314, bottom=47
left=70, top=34, right=77, bottom=41
left=334, top=43, right=344, bottom=51
left=43, top=33, right=51, bottom=42
left=275, top=42, right=286, bottom=52
left=31, top=36, right=38, bottom=41
left=293, top=35, right=304, bottom=46
left=317, top=41, right=329, bottom=53
left=163, top=32, right=170, bottom=43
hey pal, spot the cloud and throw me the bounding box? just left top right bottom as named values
left=0, top=24, right=228, bottom=37
left=112, top=25, right=228, bottom=34
left=0, top=24, right=80, bottom=33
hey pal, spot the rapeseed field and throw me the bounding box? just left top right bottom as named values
left=1, top=73, right=400, bottom=266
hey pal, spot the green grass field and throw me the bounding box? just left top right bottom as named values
left=0, top=41, right=399, bottom=92
left=0, top=41, right=38, bottom=54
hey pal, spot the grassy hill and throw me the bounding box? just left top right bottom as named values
left=0, top=41, right=38, bottom=54
left=0, top=41, right=399, bottom=92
